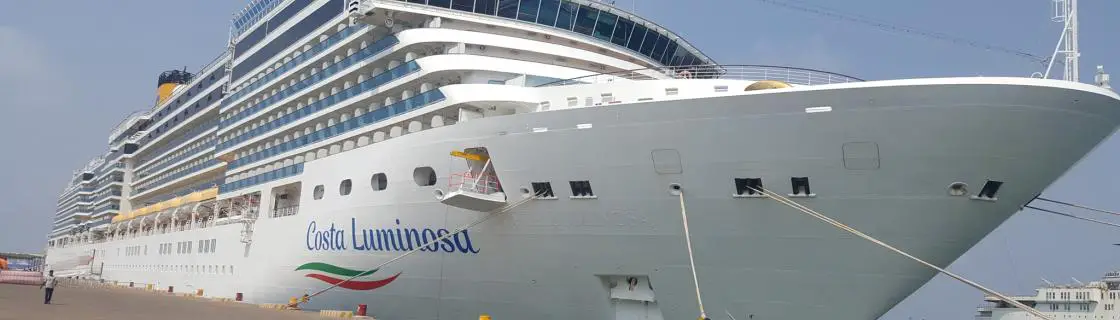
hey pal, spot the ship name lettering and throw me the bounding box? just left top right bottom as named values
left=306, top=221, right=347, bottom=251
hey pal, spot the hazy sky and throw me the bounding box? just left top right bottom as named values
left=1, top=1, right=1119, bottom=319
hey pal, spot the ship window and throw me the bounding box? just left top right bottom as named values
left=414, top=167, right=437, bottom=186
left=450, top=0, right=472, bottom=10
left=573, top=5, right=599, bottom=36
left=517, top=0, right=540, bottom=22
left=650, top=34, right=670, bottom=62
left=497, top=0, right=518, bottom=18
left=638, top=31, right=659, bottom=56
left=340, top=179, right=352, bottom=196
left=536, top=0, right=560, bottom=26
left=371, top=173, right=387, bottom=191
left=429, top=0, right=451, bottom=8
left=313, top=185, right=324, bottom=199
left=593, top=11, right=617, bottom=41
left=611, top=17, right=634, bottom=46
left=790, top=177, right=812, bottom=196
left=474, top=0, right=497, bottom=15
left=627, top=24, right=648, bottom=51
left=210, top=239, right=216, bottom=253
left=554, top=1, right=578, bottom=30
left=569, top=180, right=595, bottom=198
left=531, top=182, right=556, bottom=198
left=661, top=41, right=680, bottom=65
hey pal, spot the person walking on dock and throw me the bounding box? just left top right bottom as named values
left=40, top=270, right=56, bottom=304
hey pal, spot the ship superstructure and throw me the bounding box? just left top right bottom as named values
left=975, top=272, right=1120, bottom=320
left=44, top=0, right=1120, bottom=319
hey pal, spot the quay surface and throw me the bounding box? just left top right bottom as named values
left=0, top=282, right=331, bottom=320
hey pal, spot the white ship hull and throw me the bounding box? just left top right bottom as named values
left=48, top=78, right=1120, bottom=319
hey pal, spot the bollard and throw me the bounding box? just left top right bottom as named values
left=236, top=292, right=243, bottom=301
left=357, top=304, right=367, bottom=316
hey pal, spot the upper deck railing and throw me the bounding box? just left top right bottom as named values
left=537, top=64, right=865, bottom=87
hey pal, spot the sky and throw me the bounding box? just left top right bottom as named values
left=1, top=0, right=1119, bottom=319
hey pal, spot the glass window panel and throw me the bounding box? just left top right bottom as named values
left=497, top=0, right=519, bottom=18
left=573, top=5, right=598, bottom=36
left=593, top=11, right=617, bottom=41
left=451, top=0, right=473, bottom=11
left=611, top=17, right=634, bottom=46
left=638, top=29, right=659, bottom=56
left=429, top=0, right=452, bottom=8
left=536, top=0, right=560, bottom=26
left=555, top=1, right=579, bottom=30
left=626, top=23, right=647, bottom=52
left=517, top=0, right=540, bottom=22
left=660, top=40, right=678, bottom=65
left=668, top=44, right=689, bottom=66
left=475, top=0, right=497, bottom=15
left=408, top=0, right=425, bottom=3
left=650, top=34, right=670, bottom=62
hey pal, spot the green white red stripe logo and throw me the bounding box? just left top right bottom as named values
left=295, top=262, right=400, bottom=290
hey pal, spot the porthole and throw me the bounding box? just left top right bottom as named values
left=413, top=167, right=436, bottom=186
left=340, top=179, right=352, bottom=196
left=371, top=173, right=387, bottom=191
left=313, top=185, right=325, bottom=199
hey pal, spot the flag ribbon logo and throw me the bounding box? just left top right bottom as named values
left=295, top=262, right=401, bottom=290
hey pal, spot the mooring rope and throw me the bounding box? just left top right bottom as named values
left=747, top=186, right=1052, bottom=320
left=1035, top=197, right=1120, bottom=217
left=677, top=190, right=708, bottom=320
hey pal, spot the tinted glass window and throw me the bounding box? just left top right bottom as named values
left=235, top=26, right=267, bottom=57
left=233, top=0, right=312, bottom=59
left=497, top=0, right=518, bottom=18
left=661, top=40, right=678, bottom=65
left=270, top=0, right=312, bottom=28
left=593, top=11, right=616, bottom=41
left=517, top=0, right=540, bottom=22
left=573, top=5, right=598, bottom=35
left=536, top=0, right=560, bottom=26
left=650, top=34, right=669, bottom=61
left=681, top=54, right=697, bottom=66
left=639, top=30, right=659, bottom=56
left=232, top=0, right=344, bottom=81
left=611, top=17, right=633, bottom=46
left=451, top=0, right=474, bottom=11
left=668, top=43, right=689, bottom=66
left=429, top=0, right=451, bottom=8
left=555, top=1, right=579, bottom=30
left=627, top=23, right=647, bottom=51
left=475, top=0, right=497, bottom=15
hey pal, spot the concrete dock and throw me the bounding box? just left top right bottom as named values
left=0, top=282, right=333, bottom=320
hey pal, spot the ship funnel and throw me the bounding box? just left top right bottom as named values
left=156, top=69, right=194, bottom=105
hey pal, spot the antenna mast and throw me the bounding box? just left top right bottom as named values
left=1053, top=0, right=1080, bottom=82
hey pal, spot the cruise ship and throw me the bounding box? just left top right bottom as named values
left=975, top=271, right=1120, bottom=320
left=44, top=0, right=1120, bottom=319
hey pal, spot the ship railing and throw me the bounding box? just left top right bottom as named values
left=271, top=205, right=300, bottom=218
left=537, top=64, right=865, bottom=87
left=448, top=172, right=502, bottom=195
